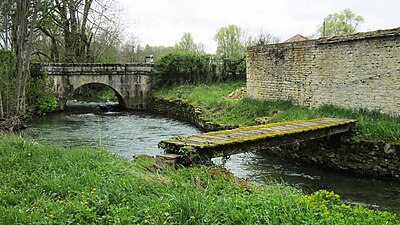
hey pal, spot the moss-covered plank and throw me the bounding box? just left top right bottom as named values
left=158, top=118, right=356, bottom=158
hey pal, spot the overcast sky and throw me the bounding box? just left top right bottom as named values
left=118, top=0, right=400, bottom=53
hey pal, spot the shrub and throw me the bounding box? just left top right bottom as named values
left=154, top=51, right=214, bottom=87
left=36, top=93, right=58, bottom=115
left=27, top=66, right=58, bottom=115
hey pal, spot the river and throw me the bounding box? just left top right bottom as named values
left=23, top=101, right=400, bottom=213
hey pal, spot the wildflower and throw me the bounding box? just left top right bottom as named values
left=191, top=216, right=196, bottom=220
left=163, top=221, right=167, bottom=224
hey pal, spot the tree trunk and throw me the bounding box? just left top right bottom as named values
left=0, top=92, right=4, bottom=118
left=13, top=0, right=40, bottom=115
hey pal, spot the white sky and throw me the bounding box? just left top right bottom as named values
left=118, top=0, right=400, bottom=53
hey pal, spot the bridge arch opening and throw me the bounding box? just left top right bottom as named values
left=65, top=83, right=126, bottom=110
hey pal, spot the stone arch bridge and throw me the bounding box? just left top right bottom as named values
left=39, top=63, right=154, bottom=110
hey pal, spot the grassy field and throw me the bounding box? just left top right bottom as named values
left=0, top=134, right=398, bottom=224
left=154, top=81, right=400, bottom=143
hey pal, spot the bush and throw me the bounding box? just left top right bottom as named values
left=36, top=93, right=58, bottom=115
left=154, top=51, right=215, bottom=87
left=27, top=67, right=58, bottom=115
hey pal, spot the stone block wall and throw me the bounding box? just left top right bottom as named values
left=247, top=28, right=400, bottom=114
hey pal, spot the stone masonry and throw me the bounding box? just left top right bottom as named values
left=247, top=28, right=400, bottom=114
left=40, top=63, right=153, bottom=110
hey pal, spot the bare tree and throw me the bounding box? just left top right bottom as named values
left=34, top=0, right=123, bottom=63
left=12, top=0, right=40, bottom=114
left=0, top=0, right=13, bottom=50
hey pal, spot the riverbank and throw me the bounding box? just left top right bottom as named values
left=0, top=134, right=398, bottom=224
left=152, top=81, right=400, bottom=143
left=150, top=81, right=400, bottom=179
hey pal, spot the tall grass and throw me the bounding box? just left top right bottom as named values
left=154, top=82, right=400, bottom=143
left=0, top=135, right=398, bottom=224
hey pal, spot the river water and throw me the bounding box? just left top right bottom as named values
left=23, top=101, right=400, bottom=213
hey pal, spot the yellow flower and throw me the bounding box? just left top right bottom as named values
left=163, top=221, right=167, bottom=225
left=191, top=216, right=196, bottom=220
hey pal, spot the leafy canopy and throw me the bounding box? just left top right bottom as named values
left=318, top=8, right=364, bottom=37
left=214, top=24, right=245, bottom=60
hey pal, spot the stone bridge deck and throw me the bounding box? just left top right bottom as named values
left=158, top=118, right=356, bottom=163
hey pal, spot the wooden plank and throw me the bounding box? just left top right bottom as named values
left=158, top=118, right=357, bottom=159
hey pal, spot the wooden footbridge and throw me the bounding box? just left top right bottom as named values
left=157, top=118, right=356, bottom=166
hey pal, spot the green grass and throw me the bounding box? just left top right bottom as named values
left=0, top=135, right=398, bottom=224
left=153, top=81, right=400, bottom=143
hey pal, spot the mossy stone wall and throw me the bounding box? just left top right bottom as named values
left=247, top=28, right=400, bottom=114
left=264, top=135, right=400, bottom=179
left=147, top=97, right=237, bottom=132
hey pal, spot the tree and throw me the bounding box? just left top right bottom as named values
left=318, top=8, right=364, bottom=37
left=0, top=0, right=13, bottom=50
left=214, top=25, right=246, bottom=80
left=119, top=35, right=141, bottom=62
left=214, top=25, right=244, bottom=60
left=13, top=0, right=40, bottom=114
left=176, top=32, right=196, bottom=52
left=246, top=29, right=279, bottom=47
left=33, top=0, right=123, bottom=63
left=175, top=32, right=205, bottom=53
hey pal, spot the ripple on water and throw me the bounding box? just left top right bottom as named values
left=23, top=106, right=400, bottom=213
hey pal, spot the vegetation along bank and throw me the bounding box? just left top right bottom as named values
left=150, top=81, right=400, bottom=179
left=0, top=135, right=398, bottom=224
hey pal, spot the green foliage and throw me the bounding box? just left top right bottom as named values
left=0, top=50, right=15, bottom=73
left=175, top=32, right=204, bottom=53
left=154, top=51, right=215, bottom=87
left=27, top=67, right=58, bottom=115
left=319, top=8, right=364, bottom=37
left=214, top=25, right=244, bottom=60
left=154, top=82, right=400, bottom=143
left=214, top=25, right=247, bottom=80
left=297, top=190, right=397, bottom=224
left=0, top=135, right=397, bottom=224
left=0, top=50, right=16, bottom=117
left=36, top=93, right=57, bottom=115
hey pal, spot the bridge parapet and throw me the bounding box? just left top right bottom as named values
left=40, top=63, right=154, bottom=76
